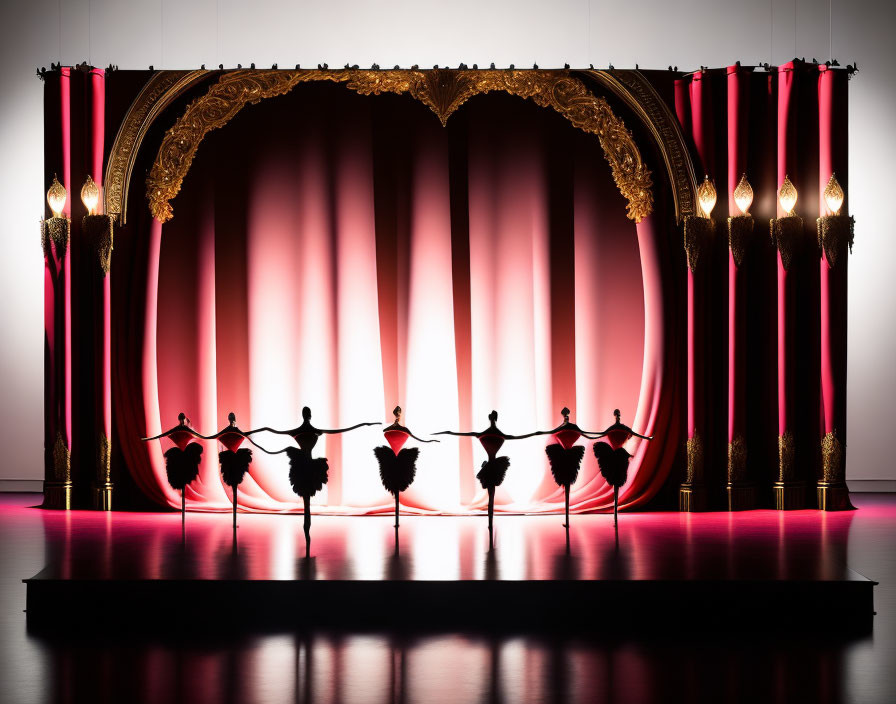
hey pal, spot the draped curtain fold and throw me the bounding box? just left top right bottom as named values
left=116, top=82, right=677, bottom=514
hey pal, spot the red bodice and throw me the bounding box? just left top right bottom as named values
left=554, top=428, right=582, bottom=450
left=168, top=429, right=194, bottom=451
left=218, top=431, right=245, bottom=452
left=384, top=429, right=409, bottom=455
left=604, top=428, right=631, bottom=450
left=479, top=433, right=505, bottom=457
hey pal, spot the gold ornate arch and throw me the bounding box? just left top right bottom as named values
left=144, top=68, right=655, bottom=223
left=104, top=69, right=213, bottom=224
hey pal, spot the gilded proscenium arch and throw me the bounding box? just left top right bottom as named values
left=145, top=68, right=654, bottom=223
left=588, top=69, right=698, bottom=222
left=104, top=69, right=213, bottom=224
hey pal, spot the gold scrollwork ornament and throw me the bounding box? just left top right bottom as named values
left=778, top=431, right=796, bottom=482
left=821, top=431, right=845, bottom=483
left=683, top=215, right=713, bottom=272
left=817, top=215, right=855, bottom=269
left=147, top=69, right=653, bottom=224
left=42, top=217, right=70, bottom=260
left=686, top=434, right=704, bottom=484
left=728, top=434, right=748, bottom=484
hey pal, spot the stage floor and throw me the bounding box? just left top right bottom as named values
left=18, top=493, right=877, bottom=631
left=3, top=493, right=896, bottom=702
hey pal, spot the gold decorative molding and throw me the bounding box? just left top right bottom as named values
left=821, top=431, right=845, bottom=483
left=146, top=69, right=653, bottom=223
left=52, top=431, right=71, bottom=482
left=82, top=214, right=114, bottom=275
left=770, top=215, right=804, bottom=271
left=41, top=217, right=70, bottom=260
left=104, top=70, right=212, bottom=224
left=586, top=69, right=697, bottom=222
left=817, top=215, right=855, bottom=269
left=727, top=214, right=754, bottom=268
left=778, top=431, right=796, bottom=482
left=683, top=215, right=713, bottom=272
left=727, top=434, right=747, bottom=483
left=686, top=434, right=704, bottom=484
left=97, top=432, right=111, bottom=485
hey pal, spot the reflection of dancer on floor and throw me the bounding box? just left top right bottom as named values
left=591, top=409, right=652, bottom=526
left=530, top=407, right=604, bottom=531
left=143, top=412, right=205, bottom=528
left=249, top=406, right=379, bottom=557
left=373, top=405, right=438, bottom=529
left=435, top=410, right=539, bottom=544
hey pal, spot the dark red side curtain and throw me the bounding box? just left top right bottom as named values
left=113, top=81, right=679, bottom=514
left=674, top=62, right=848, bottom=499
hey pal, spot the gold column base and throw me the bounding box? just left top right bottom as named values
left=679, top=483, right=708, bottom=512
left=726, top=483, right=757, bottom=511
left=42, top=481, right=72, bottom=510
left=816, top=481, right=854, bottom=511
left=92, top=483, right=113, bottom=511
left=773, top=481, right=806, bottom=510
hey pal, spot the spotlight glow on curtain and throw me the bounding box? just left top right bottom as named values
left=121, top=83, right=675, bottom=514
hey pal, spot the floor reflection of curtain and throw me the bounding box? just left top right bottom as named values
left=126, top=83, right=669, bottom=514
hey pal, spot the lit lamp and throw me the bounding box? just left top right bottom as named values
left=41, top=176, right=73, bottom=510
left=683, top=175, right=717, bottom=273
left=817, top=173, right=854, bottom=268
left=79, top=175, right=115, bottom=510
left=770, top=175, right=804, bottom=271
left=728, top=174, right=755, bottom=268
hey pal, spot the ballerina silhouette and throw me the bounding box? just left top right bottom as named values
left=591, top=409, right=653, bottom=526
left=435, top=410, right=539, bottom=545
left=248, top=406, right=379, bottom=557
left=373, top=405, right=438, bottom=532
left=530, top=407, right=604, bottom=533
left=198, top=412, right=259, bottom=533
left=142, top=412, right=204, bottom=529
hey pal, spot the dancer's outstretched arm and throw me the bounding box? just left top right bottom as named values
left=141, top=427, right=203, bottom=442
left=629, top=430, right=653, bottom=440
left=321, top=421, right=381, bottom=435
left=433, top=430, right=479, bottom=437
left=405, top=431, right=439, bottom=443
left=244, top=426, right=298, bottom=437
left=242, top=435, right=290, bottom=455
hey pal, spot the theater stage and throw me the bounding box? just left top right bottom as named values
left=19, top=494, right=875, bottom=633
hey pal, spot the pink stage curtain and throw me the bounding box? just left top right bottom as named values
left=115, top=82, right=678, bottom=514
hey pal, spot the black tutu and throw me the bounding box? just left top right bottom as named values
left=164, top=442, right=203, bottom=491
left=286, top=447, right=329, bottom=498
left=545, top=443, right=585, bottom=488
left=219, top=448, right=252, bottom=488
left=593, top=442, right=632, bottom=488
left=373, top=446, right=419, bottom=496
left=477, top=456, right=510, bottom=490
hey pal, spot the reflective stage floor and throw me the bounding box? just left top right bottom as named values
left=3, top=493, right=896, bottom=702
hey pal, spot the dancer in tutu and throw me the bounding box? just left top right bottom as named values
left=591, top=409, right=652, bottom=526
left=142, top=412, right=205, bottom=528
left=530, top=407, right=604, bottom=532
left=373, top=405, right=438, bottom=529
left=199, top=412, right=258, bottom=532
left=435, top=410, right=539, bottom=545
left=248, top=407, right=379, bottom=557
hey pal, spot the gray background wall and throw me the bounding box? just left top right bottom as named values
left=1, top=0, right=893, bottom=490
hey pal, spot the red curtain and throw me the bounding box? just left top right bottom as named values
left=115, top=82, right=679, bottom=514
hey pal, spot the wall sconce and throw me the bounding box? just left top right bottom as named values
left=80, top=176, right=114, bottom=277
left=80, top=175, right=100, bottom=216
left=683, top=175, right=717, bottom=273
left=817, top=173, right=854, bottom=268
left=728, top=174, right=755, bottom=267
left=770, top=175, right=804, bottom=271
left=42, top=177, right=70, bottom=261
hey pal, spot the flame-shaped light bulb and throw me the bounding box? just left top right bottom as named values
left=778, top=175, right=798, bottom=216
left=46, top=176, right=67, bottom=218
left=823, top=173, right=844, bottom=216
left=734, top=174, right=753, bottom=215
left=698, top=175, right=717, bottom=218
left=80, top=175, right=100, bottom=216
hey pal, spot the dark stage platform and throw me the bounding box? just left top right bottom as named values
left=21, top=498, right=875, bottom=633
